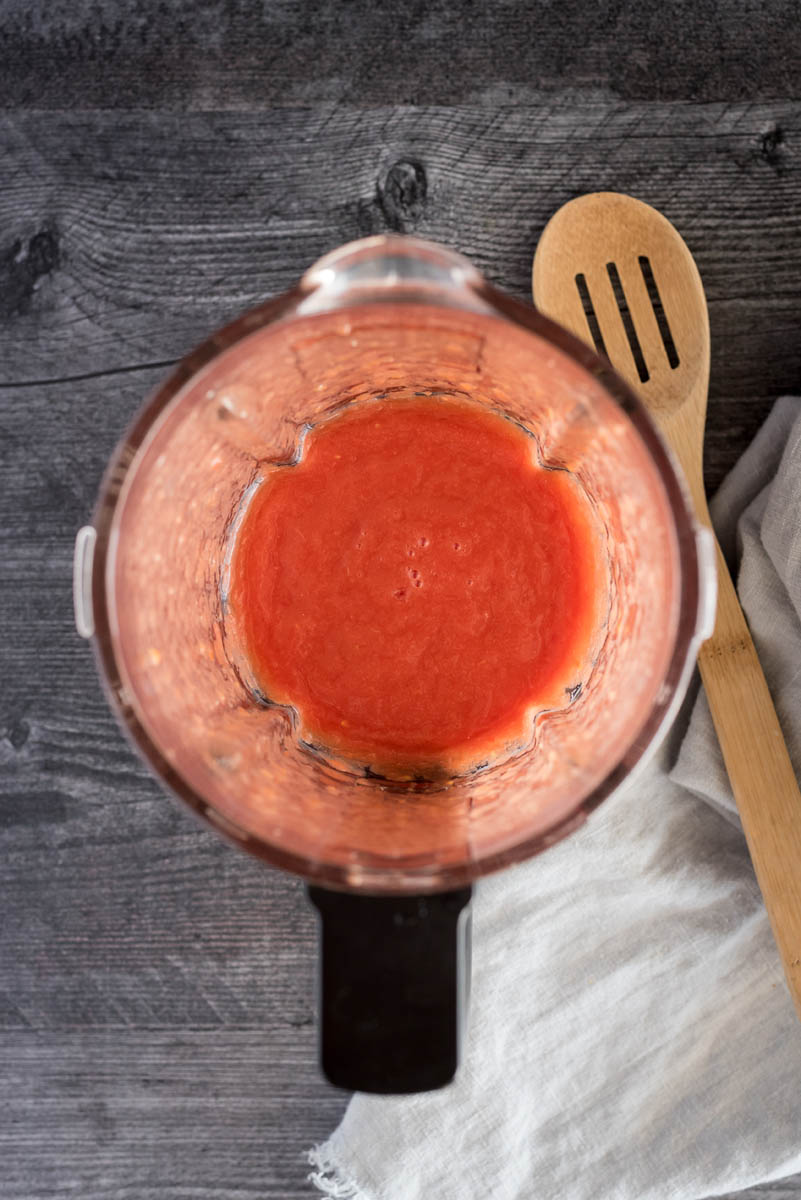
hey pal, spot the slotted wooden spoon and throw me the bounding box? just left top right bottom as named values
left=533, top=191, right=801, bottom=1020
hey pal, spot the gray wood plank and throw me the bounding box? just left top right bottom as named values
left=2, top=104, right=800, bottom=490
left=717, top=1190, right=801, bottom=1199
left=0, top=1032, right=348, bottom=1199
left=0, top=0, right=800, bottom=109
left=722, top=1193, right=801, bottom=1199
left=720, top=1193, right=801, bottom=1199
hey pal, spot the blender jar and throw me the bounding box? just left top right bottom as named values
left=74, top=236, right=715, bottom=1092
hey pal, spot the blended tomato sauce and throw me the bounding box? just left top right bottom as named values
left=229, top=397, right=601, bottom=774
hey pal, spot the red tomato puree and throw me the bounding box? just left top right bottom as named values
left=230, top=397, right=601, bottom=774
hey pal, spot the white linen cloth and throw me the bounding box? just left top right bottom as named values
left=308, top=397, right=801, bottom=1200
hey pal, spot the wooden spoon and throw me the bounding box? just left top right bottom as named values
left=533, top=191, right=801, bottom=1020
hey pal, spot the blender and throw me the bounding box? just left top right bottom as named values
left=73, top=236, right=715, bottom=1092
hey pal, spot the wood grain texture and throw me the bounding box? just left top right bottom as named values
left=0, top=0, right=800, bottom=108
left=0, top=1032, right=347, bottom=1199
left=2, top=104, right=800, bottom=490
left=2, top=97, right=801, bottom=1199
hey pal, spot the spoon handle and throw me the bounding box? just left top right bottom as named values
left=699, top=536, right=801, bottom=1019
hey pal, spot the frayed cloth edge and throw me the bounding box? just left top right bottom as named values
left=307, top=1141, right=372, bottom=1199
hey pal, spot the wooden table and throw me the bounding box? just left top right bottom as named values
left=1, top=2, right=800, bottom=1196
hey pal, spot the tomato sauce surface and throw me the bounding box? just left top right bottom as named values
left=230, top=398, right=601, bottom=773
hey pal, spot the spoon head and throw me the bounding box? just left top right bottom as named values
left=532, top=193, right=709, bottom=420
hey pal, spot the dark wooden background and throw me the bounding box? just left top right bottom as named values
left=1, top=2, right=800, bottom=1197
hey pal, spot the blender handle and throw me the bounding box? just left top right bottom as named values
left=306, top=884, right=472, bottom=1094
